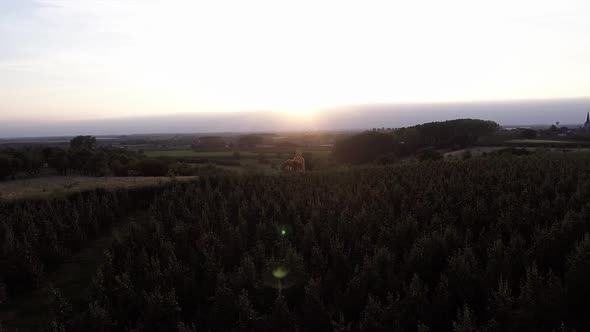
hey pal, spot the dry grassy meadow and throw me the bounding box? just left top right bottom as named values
left=0, top=175, right=197, bottom=201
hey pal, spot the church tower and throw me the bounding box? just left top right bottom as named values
left=584, top=112, right=590, bottom=131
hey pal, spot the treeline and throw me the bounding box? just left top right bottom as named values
left=0, top=184, right=175, bottom=306
left=0, top=136, right=175, bottom=180
left=60, top=153, right=590, bottom=331
left=334, top=119, right=499, bottom=164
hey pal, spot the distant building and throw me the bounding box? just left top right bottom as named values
left=585, top=112, right=590, bottom=131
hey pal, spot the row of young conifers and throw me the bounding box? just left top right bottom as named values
left=0, top=186, right=166, bottom=305
left=5, top=153, right=590, bottom=331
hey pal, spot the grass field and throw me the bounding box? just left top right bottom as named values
left=507, top=139, right=579, bottom=144
left=302, top=150, right=332, bottom=158
left=444, top=147, right=506, bottom=158
left=143, top=150, right=247, bottom=158
left=0, top=176, right=197, bottom=201
left=144, top=149, right=332, bottom=158
left=445, top=146, right=590, bottom=159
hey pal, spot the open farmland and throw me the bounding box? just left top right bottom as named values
left=443, top=146, right=506, bottom=158
left=143, top=150, right=257, bottom=158
left=444, top=146, right=590, bottom=159
left=507, top=139, right=580, bottom=144
left=144, top=149, right=332, bottom=158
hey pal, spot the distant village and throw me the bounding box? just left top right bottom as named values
left=512, top=112, right=590, bottom=139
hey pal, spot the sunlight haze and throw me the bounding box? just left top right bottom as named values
left=0, top=0, right=589, bottom=122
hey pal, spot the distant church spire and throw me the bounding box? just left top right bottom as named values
left=587, top=112, right=589, bottom=124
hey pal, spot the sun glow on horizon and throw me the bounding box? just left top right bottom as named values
left=0, top=0, right=589, bottom=122
left=284, top=108, right=317, bottom=120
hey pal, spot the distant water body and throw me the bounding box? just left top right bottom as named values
left=1, top=97, right=588, bottom=138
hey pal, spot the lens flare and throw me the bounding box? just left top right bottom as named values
left=272, top=266, right=289, bottom=279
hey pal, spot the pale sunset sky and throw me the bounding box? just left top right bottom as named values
left=0, top=0, right=589, bottom=125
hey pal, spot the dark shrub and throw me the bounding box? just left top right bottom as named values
left=134, top=159, right=169, bottom=176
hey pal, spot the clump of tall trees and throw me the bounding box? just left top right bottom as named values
left=334, top=119, right=499, bottom=164
left=0, top=148, right=45, bottom=180
left=0, top=136, right=172, bottom=180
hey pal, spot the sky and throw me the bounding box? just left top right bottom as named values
left=0, top=0, right=589, bottom=133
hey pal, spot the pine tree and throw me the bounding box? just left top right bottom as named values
left=302, top=277, right=330, bottom=331
left=48, top=287, right=71, bottom=332
left=565, top=234, right=590, bottom=329
left=269, top=295, right=296, bottom=331
left=453, top=305, right=479, bottom=332
left=417, top=321, right=431, bottom=332
left=359, top=295, right=385, bottom=331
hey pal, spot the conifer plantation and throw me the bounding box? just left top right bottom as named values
left=7, top=153, right=583, bottom=331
